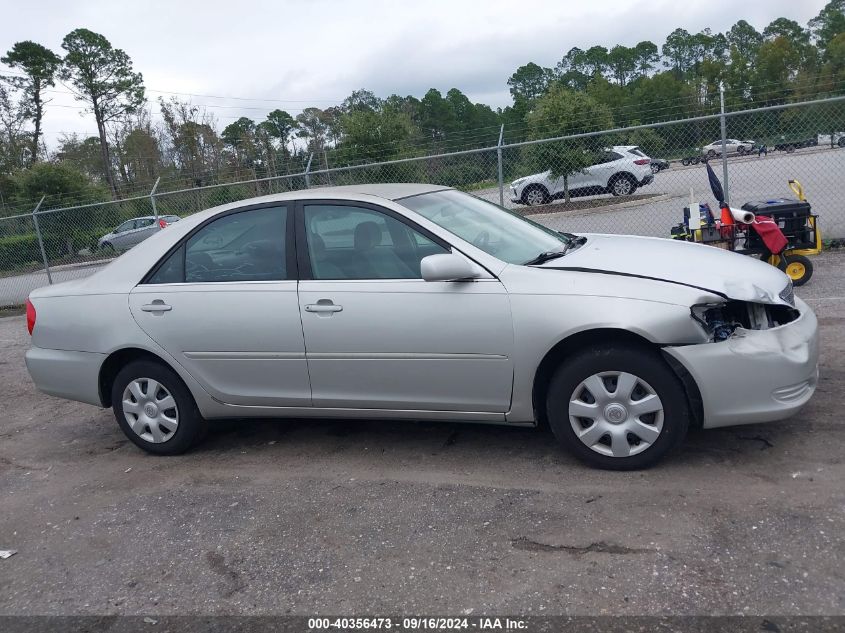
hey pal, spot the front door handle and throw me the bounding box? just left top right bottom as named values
left=141, top=300, right=172, bottom=313
left=305, top=300, right=343, bottom=314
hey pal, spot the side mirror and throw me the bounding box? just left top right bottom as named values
left=420, top=253, right=480, bottom=282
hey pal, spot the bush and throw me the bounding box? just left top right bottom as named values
left=0, top=233, right=48, bottom=271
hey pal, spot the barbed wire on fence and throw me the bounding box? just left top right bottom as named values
left=1, top=95, right=844, bottom=307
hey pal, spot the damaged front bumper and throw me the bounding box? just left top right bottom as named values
left=664, top=296, right=819, bottom=429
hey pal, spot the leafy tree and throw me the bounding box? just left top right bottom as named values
left=526, top=85, right=614, bottom=190
left=60, top=29, right=145, bottom=195
left=339, top=106, right=413, bottom=161
left=809, top=0, right=845, bottom=54
left=608, top=45, right=637, bottom=86
left=418, top=88, right=456, bottom=143
left=221, top=117, right=257, bottom=169
left=260, top=109, right=297, bottom=164
left=0, top=83, right=28, bottom=173
left=633, top=41, right=660, bottom=77
left=158, top=97, right=222, bottom=187
left=583, top=46, right=610, bottom=77
left=295, top=107, right=329, bottom=153
left=662, top=28, right=695, bottom=76
left=55, top=134, right=105, bottom=182
left=507, top=63, right=553, bottom=105
left=342, top=89, right=381, bottom=114
left=1, top=41, right=61, bottom=164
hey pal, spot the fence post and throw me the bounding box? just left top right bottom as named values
left=304, top=153, right=314, bottom=189
left=497, top=125, right=505, bottom=206
left=149, top=176, right=161, bottom=225
left=719, top=82, right=730, bottom=206
left=31, top=196, right=52, bottom=285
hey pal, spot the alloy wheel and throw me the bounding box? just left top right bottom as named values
left=525, top=188, right=545, bottom=205
left=568, top=371, right=664, bottom=458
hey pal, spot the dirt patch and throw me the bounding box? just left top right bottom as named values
left=515, top=193, right=663, bottom=217
left=0, top=304, right=24, bottom=317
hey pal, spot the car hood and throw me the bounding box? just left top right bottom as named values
left=539, top=234, right=792, bottom=305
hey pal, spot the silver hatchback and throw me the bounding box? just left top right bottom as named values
left=25, top=185, right=818, bottom=469
left=98, top=215, right=181, bottom=252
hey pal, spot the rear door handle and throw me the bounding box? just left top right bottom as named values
left=305, top=300, right=343, bottom=314
left=141, top=300, right=172, bottom=313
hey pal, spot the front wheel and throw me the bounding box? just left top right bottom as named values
left=681, top=158, right=690, bottom=166
left=738, top=145, right=746, bottom=155
left=522, top=184, right=549, bottom=206
left=112, top=360, right=205, bottom=455
left=546, top=344, right=690, bottom=470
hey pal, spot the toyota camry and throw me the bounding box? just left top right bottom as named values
left=24, top=184, right=818, bottom=469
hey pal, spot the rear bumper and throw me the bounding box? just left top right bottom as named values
left=664, top=297, right=819, bottom=429
left=25, top=346, right=105, bottom=407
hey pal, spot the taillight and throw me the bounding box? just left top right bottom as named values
left=26, top=298, right=36, bottom=336
left=633, top=158, right=650, bottom=165
left=158, top=219, right=168, bottom=229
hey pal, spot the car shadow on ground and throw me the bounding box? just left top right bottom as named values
left=187, top=414, right=792, bottom=472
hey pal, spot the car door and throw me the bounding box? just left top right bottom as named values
left=296, top=200, right=514, bottom=413
left=128, top=203, right=311, bottom=407
left=591, top=151, right=624, bottom=190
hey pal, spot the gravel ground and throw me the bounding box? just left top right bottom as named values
left=0, top=252, right=843, bottom=616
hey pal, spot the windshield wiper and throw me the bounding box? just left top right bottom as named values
left=523, top=235, right=587, bottom=266
left=523, top=248, right=569, bottom=266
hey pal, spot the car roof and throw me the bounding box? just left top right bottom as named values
left=295, top=183, right=451, bottom=200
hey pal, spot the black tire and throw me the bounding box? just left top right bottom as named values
left=786, top=144, right=796, bottom=154
left=522, top=184, right=550, bottom=206
left=707, top=149, right=716, bottom=158
left=681, top=158, right=690, bottom=166
left=782, top=254, right=813, bottom=286
left=838, top=137, right=845, bottom=148
left=651, top=163, right=660, bottom=174
left=691, top=156, right=701, bottom=165
left=545, top=344, right=690, bottom=470
left=738, top=145, right=746, bottom=155
left=609, top=174, right=637, bottom=197
left=111, top=360, right=205, bottom=455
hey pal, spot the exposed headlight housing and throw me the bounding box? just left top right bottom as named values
left=779, top=280, right=795, bottom=307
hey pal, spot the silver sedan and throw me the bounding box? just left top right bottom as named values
left=24, top=184, right=818, bottom=469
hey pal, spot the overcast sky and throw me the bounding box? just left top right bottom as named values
left=0, top=0, right=829, bottom=147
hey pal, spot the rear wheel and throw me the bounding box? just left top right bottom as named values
left=112, top=360, right=205, bottom=455
left=838, top=137, right=845, bottom=148
left=651, top=163, right=660, bottom=174
left=546, top=344, right=689, bottom=470
left=738, top=145, right=747, bottom=155
left=707, top=149, right=716, bottom=158
left=681, top=158, right=690, bottom=166
left=610, top=175, right=636, bottom=196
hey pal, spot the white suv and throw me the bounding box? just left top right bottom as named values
left=510, top=146, right=654, bottom=206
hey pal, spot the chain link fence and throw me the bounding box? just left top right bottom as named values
left=2, top=96, right=844, bottom=307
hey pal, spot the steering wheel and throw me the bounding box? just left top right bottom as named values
left=473, top=230, right=490, bottom=249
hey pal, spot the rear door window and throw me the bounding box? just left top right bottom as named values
left=144, top=206, right=289, bottom=284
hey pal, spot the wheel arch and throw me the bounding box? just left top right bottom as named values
left=521, top=182, right=550, bottom=204
left=530, top=328, right=704, bottom=429
left=98, top=347, right=178, bottom=407
left=608, top=171, right=637, bottom=186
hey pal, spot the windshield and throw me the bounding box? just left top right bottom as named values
left=398, top=189, right=568, bottom=265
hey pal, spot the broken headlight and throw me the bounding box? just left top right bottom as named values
left=691, top=300, right=800, bottom=342
left=691, top=303, right=740, bottom=341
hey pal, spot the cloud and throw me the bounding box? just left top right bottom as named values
left=0, top=0, right=828, bottom=146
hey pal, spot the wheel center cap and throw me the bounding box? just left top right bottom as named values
left=144, top=403, right=158, bottom=418
left=604, top=403, right=628, bottom=424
